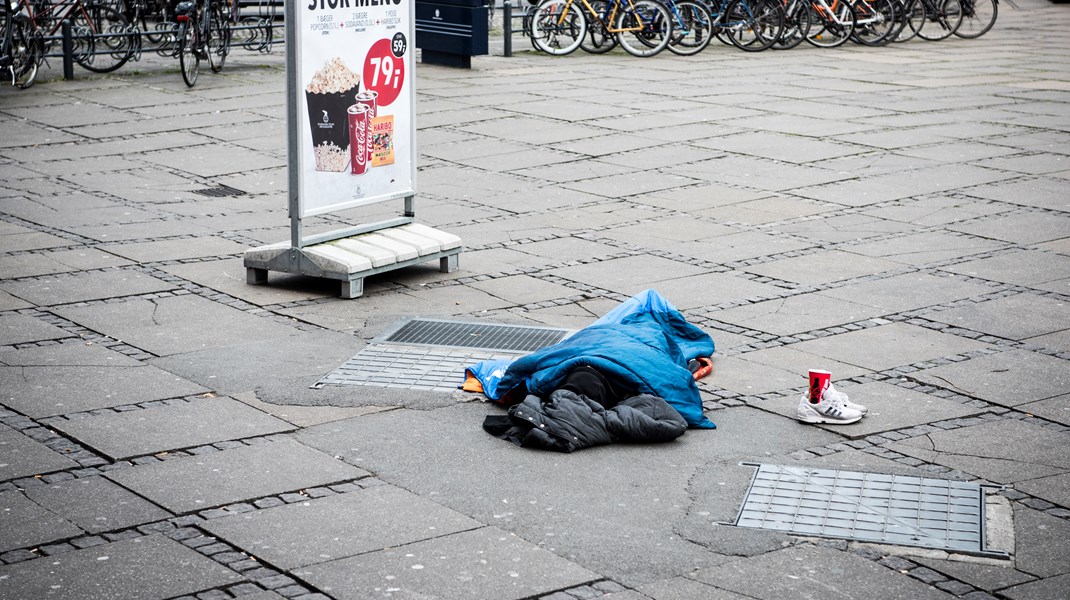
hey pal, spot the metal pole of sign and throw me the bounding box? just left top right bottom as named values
left=284, top=0, right=301, bottom=252
left=285, top=0, right=302, bottom=255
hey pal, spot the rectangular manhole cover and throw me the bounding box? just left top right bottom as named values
left=380, top=319, right=571, bottom=353
left=733, top=464, right=1004, bottom=557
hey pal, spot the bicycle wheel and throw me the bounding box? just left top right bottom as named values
left=179, top=21, right=198, bottom=86
left=722, top=0, right=783, bottom=52
left=773, top=0, right=811, bottom=48
left=914, top=0, right=961, bottom=40
left=579, top=0, right=617, bottom=53
left=667, top=0, right=713, bottom=55
left=953, top=0, right=994, bottom=38
left=208, top=0, right=230, bottom=71
left=75, top=3, right=133, bottom=73
left=851, top=0, right=895, bottom=45
left=5, top=19, right=43, bottom=88
left=889, top=0, right=916, bottom=41
left=615, top=0, right=672, bottom=56
left=805, top=0, right=854, bottom=46
left=529, top=0, right=586, bottom=55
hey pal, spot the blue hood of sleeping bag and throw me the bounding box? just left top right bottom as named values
left=466, top=289, right=716, bottom=429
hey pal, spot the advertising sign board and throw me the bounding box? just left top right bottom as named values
left=291, top=0, right=416, bottom=218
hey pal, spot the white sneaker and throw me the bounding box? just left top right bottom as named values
left=797, top=392, right=864, bottom=425
left=821, top=382, right=868, bottom=415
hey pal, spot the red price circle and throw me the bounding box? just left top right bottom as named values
left=362, top=38, right=404, bottom=107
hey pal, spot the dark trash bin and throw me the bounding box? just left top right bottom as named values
left=415, top=0, right=488, bottom=68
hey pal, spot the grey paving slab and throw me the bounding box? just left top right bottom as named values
left=1017, top=395, right=1070, bottom=427
left=0, top=270, right=176, bottom=306
left=1, top=364, right=208, bottom=418
left=563, top=171, right=701, bottom=199
left=693, top=131, right=865, bottom=164
left=764, top=381, right=985, bottom=439
left=639, top=576, right=753, bottom=600
left=104, top=437, right=369, bottom=514
left=139, top=144, right=286, bottom=178
left=1012, top=508, right=1070, bottom=578
left=773, top=213, right=913, bottom=244
left=0, top=313, right=72, bottom=346
left=0, top=534, right=242, bottom=600
left=0, top=424, right=79, bottom=481
left=676, top=231, right=815, bottom=265
left=601, top=215, right=740, bottom=244
left=0, top=290, right=31, bottom=311
left=923, top=293, right=1070, bottom=341
left=102, top=236, right=250, bottom=263
left=469, top=275, right=579, bottom=306
left=293, top=526, right=599, bottom=600
left=701, top=197, right=836, bottom=227
left=818, top=272, right=995, bottom=314
left=911, top=350, right=1070, bottom=408
left=0, top=341, right=142, bottom=367
left=0, top=490, right=83, bottom=552
left=951, top=211, right=1070, bottom=245
left=731, top=346, right=872, bottom=384
left=885, top=420, right=1070, bottom=484
left=706, top=356, right=806, bottom=396
left=0, top=248, right=133, bottom=279
left=230, top=391, right=393, bottom=428
left=204, top=485, right=482, bottom=570
left=161, top=257, right=337, bottom=307
left=939, top=249, right=1070, bottom=287
left=913, top=557, right=1036, bottom=593
left=964, top=176, right=1069, bottom=212
left=23, top=476, right=172, bottom=533
left=667, top=155, right=849, bottom=193
left=1015, top=472, right=1070, bottom=508
left=688, top=544, right=954, bottom=600
left=637, top=273, right=785, bottom=309
left=711, top=293, right=885, bottom=336
left=53, top=396, right=294, bottom=460
left=1002, top=574, right=1070, bottom=600
left=53, top=294, right=303, bottom=357
left=0, top=118, right=80, bottom=148
left=744, top=250, right=903, bottom=286
left=861, top=196, right=1012, bottom=228
left=298, top=403, right=835, bottom=586
left=787, top=323, right=991, bottom=372
left=844, top=231, right=1009, bottom=267
left=548, top=256, right=708, bottom=295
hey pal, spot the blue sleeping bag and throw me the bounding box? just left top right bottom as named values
left=466, top=290, right=716, bottom=429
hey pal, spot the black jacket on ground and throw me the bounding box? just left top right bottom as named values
left=482, top=390, right=688, bottom=453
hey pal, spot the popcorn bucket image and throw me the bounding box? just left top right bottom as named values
left=304, top=58, right=361, bottom=172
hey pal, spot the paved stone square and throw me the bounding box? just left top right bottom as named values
left=1, top=1, right=1069, bottom=598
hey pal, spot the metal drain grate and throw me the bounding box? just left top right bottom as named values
left=733, top=464, right=1002, bottom=557
left=192, top=185, right=246, bottom=198
left=314, top=344, right=518, bottom=391
left=381, top=319, right=570, bottom=353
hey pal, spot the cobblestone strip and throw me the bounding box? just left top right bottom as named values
left=0, top=406, right=109, bottom=472
left=15, top=307, right=159, bottom=360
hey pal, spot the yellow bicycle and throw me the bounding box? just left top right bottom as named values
left=529, top=0, right=673, bottom=56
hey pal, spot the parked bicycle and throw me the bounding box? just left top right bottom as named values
left=528, top=0, right=673, bottom=57
left=1, top=0, right=44, bottom=87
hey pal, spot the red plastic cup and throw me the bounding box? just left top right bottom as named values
left=347, top=103, right=371, bottom=175
left=808, top=369, right=832, bottom=404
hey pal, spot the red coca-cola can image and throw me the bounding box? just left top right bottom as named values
left=355, top=90, right=378, bottom=118
left=355, top=90, right=378, bottom=163
left=347, top=103, right=371, bottom=175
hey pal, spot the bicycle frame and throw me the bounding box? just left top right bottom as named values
left=554, top=0, right=653, bottom=34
